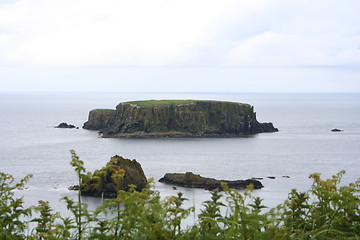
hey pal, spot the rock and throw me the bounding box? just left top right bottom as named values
left=56, top=122, right=77, bottom=129
left=331, top=128, right=343, bottom=132
left=68, top=185, right=80, bottom=190
left=83, top=100, right=278, bottom=138
left=158, top=172, right=263, bottom=190
left=80, top=155, right=147, bottom=197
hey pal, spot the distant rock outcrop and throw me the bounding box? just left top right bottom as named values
left=83, top=100, right=278, bottom=138
left=158, top=172, right=263, bottom=190
left=56, top=122, right=77, bottom=129
left=331, top=128, right=343, bottom=132
left=80, top=155, right=147, bottom=197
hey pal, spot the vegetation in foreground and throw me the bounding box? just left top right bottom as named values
left=1, top=150, right=359, bottom=239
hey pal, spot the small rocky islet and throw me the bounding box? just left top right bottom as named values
left=159, top=172, right=263, bottom=190
left=82, top=99, right=278, bottom=138
left=331, top=128, right=343, bottom=132
left=55, top=122, right=78, bottom=129
left=78, top=155, right=147, bottom=197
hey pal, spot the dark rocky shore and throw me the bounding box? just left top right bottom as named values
left=83, top=100, right=278, bottom=138
left=159, top=172, right=264, bottom=190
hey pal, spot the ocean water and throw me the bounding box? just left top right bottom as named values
left=1, top=92, right=359, bottom=217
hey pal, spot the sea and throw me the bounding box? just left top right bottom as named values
left=1, top=92, right=359, bottom=221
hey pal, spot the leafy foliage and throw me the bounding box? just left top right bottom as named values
left=1, top=152, right=359, bottom=239
left=0, top=173, right=32, bottom=239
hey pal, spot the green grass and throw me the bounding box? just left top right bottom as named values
left=127, top=100, right=237, bottom=107
left=127, top=100, right=196, bottom=107
left=95, top=109, right=115, bottom=113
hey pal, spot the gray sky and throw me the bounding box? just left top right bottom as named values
left=0, top=0, right=359, bottom=92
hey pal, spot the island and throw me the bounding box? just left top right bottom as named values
left=159, top=172, right=263, bottom=190
left=83, top=100, right=278, bottom=138
left=80, top=155, right=147, bottom=198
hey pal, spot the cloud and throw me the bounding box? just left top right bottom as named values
left=0, top=0, right=359, bottom=68
left=223, top=0, right=360, bottom=67
left=0, top=0, right=243, bottom=66
left=225, top=32, right=360, bottom=67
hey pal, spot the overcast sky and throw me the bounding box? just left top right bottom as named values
left=0, top=0, right=359, bottom=92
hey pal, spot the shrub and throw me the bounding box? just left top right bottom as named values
left=0, top=151, right=359, bottom=239
left=0, top=173, right=32, bottom=240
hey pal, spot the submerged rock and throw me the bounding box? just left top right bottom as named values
left=83, top=100, right=278, bottom=138
left=158, top=172, right=263, bottom=190
left=80, top=155, right=147, bottom=197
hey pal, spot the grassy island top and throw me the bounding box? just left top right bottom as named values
left=95, top=109, right=115, bottom=113
left=126, top=99, right=239, bottom=107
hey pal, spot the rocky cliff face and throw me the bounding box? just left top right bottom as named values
left=83, top=109, right=115, bottom=131
left=83, top=100, right=278, bottom=138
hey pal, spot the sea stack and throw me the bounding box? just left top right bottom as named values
left=83, top=100, right=278, bottom=138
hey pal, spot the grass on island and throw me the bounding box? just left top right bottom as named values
left=127, top=100, right=196, bottom=107
left=127, top=99, right=237, bottom=107
left=95, top=109, right=115, bottom=113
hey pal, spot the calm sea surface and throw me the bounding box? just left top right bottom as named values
left=1, top=92, right=359, bottom=216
